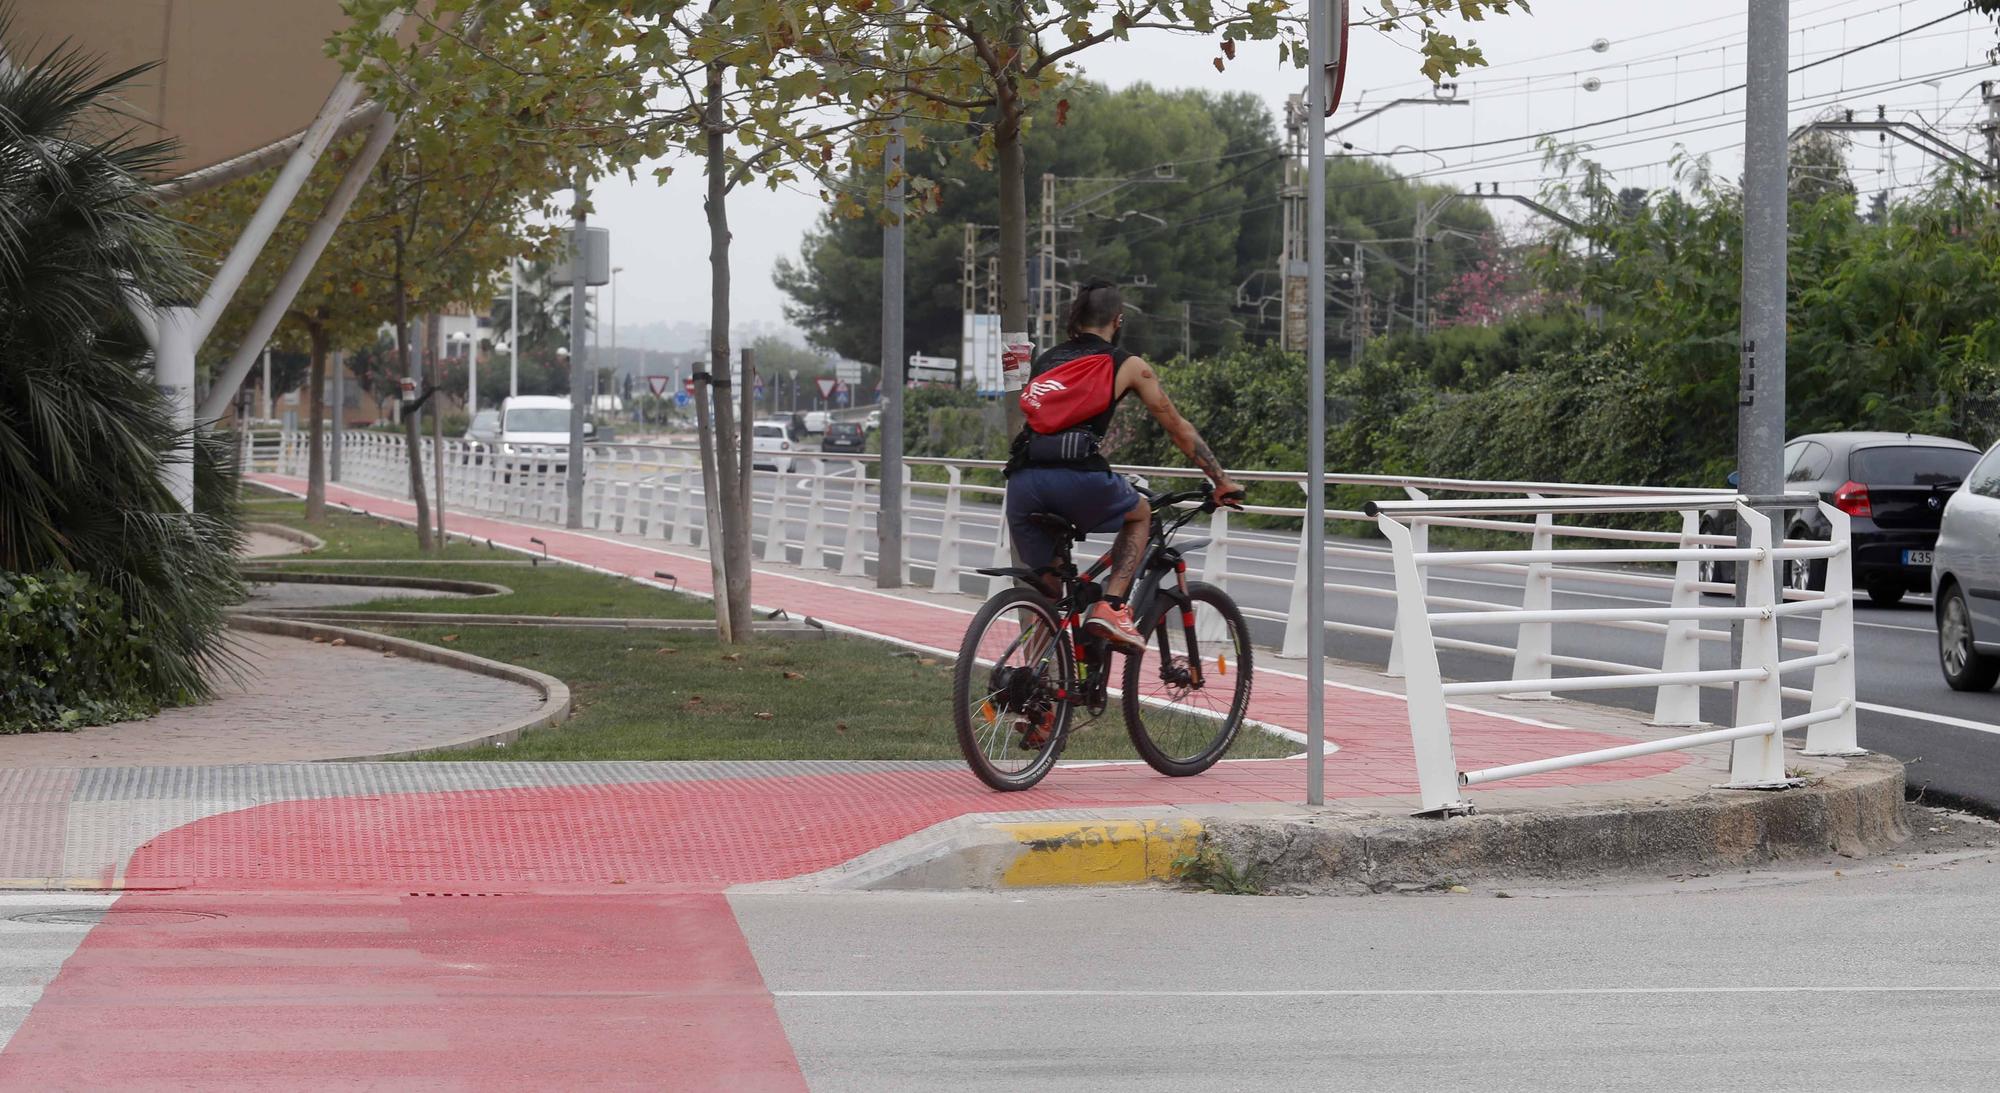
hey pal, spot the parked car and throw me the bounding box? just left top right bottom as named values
left=803, top=410, right=831, bottom=434
left=463, top=409, right=500, bottom=445
left=752, top=421, right=794, bottom=473
left=821, top=421, right=867, bottom=454
left=864, top=409, right=882, bottom=432
left=1930, top=441, right=2000, bottom=689
left=1701, top=432, right=1978, bottom=605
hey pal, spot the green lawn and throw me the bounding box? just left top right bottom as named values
left=383, top=625, right=1299, bottom=763
left=243, top=489, right=1298, bottom=762
left=244, top=500, right=706, bottom=619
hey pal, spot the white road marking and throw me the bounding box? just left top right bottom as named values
left=775, top=986, right=2000, bottom=999
left=1857, top=700, right=2000, bottom=737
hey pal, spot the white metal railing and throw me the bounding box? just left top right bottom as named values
left=1370, top=493, right=1859, bottom=815
left=258, top=430, right=1859, bottom=813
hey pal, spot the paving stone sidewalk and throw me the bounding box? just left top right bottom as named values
left=0, top=629, right=548, bottom=768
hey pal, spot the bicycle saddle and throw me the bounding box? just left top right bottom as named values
left=1026, top=512, right=1088, bottom=542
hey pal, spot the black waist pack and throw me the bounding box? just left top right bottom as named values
left=1024, top=428, right=1100, bottom=463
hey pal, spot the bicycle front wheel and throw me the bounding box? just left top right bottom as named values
left=953, top=589, right=1075, bottom=791
left=1122, top=581, right=1253, bottom=776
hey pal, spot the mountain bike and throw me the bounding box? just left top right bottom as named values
left=952, top=481, right=1254, bottom=791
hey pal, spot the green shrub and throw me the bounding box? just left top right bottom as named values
left=0, top=571, right=158, bottom=733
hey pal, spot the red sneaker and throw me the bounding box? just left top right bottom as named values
left=1084, top=601, right=1146, bottom=653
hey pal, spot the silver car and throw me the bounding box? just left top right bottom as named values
left=1931, top=441, right=2000, bottom=690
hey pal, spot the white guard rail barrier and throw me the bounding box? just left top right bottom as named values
left=1369, top=493, right=1860, bottom=815
left=255, top=430, right=1859, bottom=813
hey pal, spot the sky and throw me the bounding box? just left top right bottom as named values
left=585, top=0, right=1999, bottom=349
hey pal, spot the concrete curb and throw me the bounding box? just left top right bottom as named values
left=224, top=615, right=572, bottom=760
left=776, top=754, right=1908, bottom=893
left=244, top=521, right=326, bottom=552
left=238, top=570, right=512, bottom=597
left=230, top=609, right=828, bottom=635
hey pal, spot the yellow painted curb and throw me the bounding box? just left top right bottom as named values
left=997, top=820, right=1202, bottom=887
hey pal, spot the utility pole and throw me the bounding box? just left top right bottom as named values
left=962, top=223, right=978, bottom=315
left=879, top=89, right=907, bottom=589
left=1281, top=94, right=1309, bottom=353
left=1349, top=242, right=1367, bottom=364
left=1732, top=0, right=1789, bottom=782
left=1180, top=301, right=1191, bottom=361
left=1982, top=81, right=2000, bottom=191
left=1411, top=197, right=1430, bottom=337
left=565, top=176, right=589, bottom=529
left=1304, top=0, right=1336, bottom=807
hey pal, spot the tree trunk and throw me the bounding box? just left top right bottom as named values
left=304, top=319, right=329, bottom=524
left=430, top=310, right=447, bottom=547
left=705, top=60, right=752, bottom=643
left=395, top=229, right=434, bottom=552
left=995, top=89, right=1028, bottom=436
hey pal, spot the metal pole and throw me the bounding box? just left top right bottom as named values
left=260, top=346, right=272, bottom=420
left=610, top=267, right=620, bottom=415
left=878, top=95, right=906, bottom=589
left=509, top=257, right=520, bottom=398
left=566, top=178, right=589, bottom=529
left=1305, top=0, right=1329, bottom=807
left=1736, top=0, right=1789, bottom=665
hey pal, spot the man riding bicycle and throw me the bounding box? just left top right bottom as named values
left=1004, top=279, right=1243, bottom=653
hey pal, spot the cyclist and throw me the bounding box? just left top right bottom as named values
left=1004, top=279, right=1243, bottom=654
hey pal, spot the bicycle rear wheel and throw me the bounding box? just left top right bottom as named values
left=953, top=589, right=1075, bottom=791
left=1122, top=581, right=1253, bottom=776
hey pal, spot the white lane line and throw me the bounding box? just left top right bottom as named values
left=1858, top=700, right=2000, bottom=737
left=774, top=986, right=2000, bottom=999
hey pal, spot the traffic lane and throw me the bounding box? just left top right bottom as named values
left=736, top=857, right=2000, bottom=1093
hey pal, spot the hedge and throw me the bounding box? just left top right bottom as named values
left=1, top=570, right=159, bottom=733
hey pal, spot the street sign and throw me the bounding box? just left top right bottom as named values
left=835, top=359, right=864, bottom=386
left=683, top=377, right=696, bottom=395
left=909, top=354, right=958, bottom=386
left=674, top=392, right=691, bottom=408
left=647, top=375, right=670, bottom=397
left=815, top=377, right=837, bottom=399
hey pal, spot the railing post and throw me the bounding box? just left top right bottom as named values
left=757, top=464, right=784, bottom=563
left=1195, top=505, right=1232, bottom=643
left=1279, top=482, right=1316, bottom=659
left=1653, top=510, right=1707, bottom=725
left=932, top=465, right=964, bottom=593
left=988, top=514, right=1015, bottom=597
left=841, top=462, right=871, bottom=577
left=1804, top=501, right=1863, bottom=755
left=1727, top=503, right=1792, bottom=788
left=802, top=459, right=831, bottom=570
left=1507, top=503, right=1557, bottom=699
left=1379, top=515, right=1470, bottom=816
left=671, top=454, right=697, bottom=545
left=1386, top=487, right=1430, bottom=676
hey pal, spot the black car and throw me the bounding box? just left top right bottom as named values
left=821, top=421, right=867, bottom=453
left=1702, top=431, right=1979, bottom=605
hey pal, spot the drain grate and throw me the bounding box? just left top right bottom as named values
left=8, top=908, right=224, bottom=926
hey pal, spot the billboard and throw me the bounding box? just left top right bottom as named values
left=962, top=313, right=1003, bottom=395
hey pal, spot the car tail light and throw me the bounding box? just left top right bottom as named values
left=1833, top=480, right=1872, bottom=518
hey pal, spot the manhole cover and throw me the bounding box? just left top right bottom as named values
left=8, top=908, right=225, bottom=926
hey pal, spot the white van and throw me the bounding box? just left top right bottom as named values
left=497, top=395, right=590, bottom=475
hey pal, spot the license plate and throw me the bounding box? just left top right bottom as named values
left=1904, top=550, right=1934, bottom=566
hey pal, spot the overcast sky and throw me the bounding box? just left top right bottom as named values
left=585, top=0, right=1996, bottom=346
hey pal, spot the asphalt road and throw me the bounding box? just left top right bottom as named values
left=601, top=464, right=2000, bottom=810
left=735, top=826, right=2000, bottom=1092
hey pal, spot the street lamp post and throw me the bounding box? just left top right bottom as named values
left=610, top=265, right=624, bottom=417
left=509, top=257, right=521, bottom=399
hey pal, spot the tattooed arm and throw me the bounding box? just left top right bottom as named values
left=1118, top=357, right=1244, bottom=505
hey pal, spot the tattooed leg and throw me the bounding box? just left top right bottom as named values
left=1104, top=499, right=1152, bottom=598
